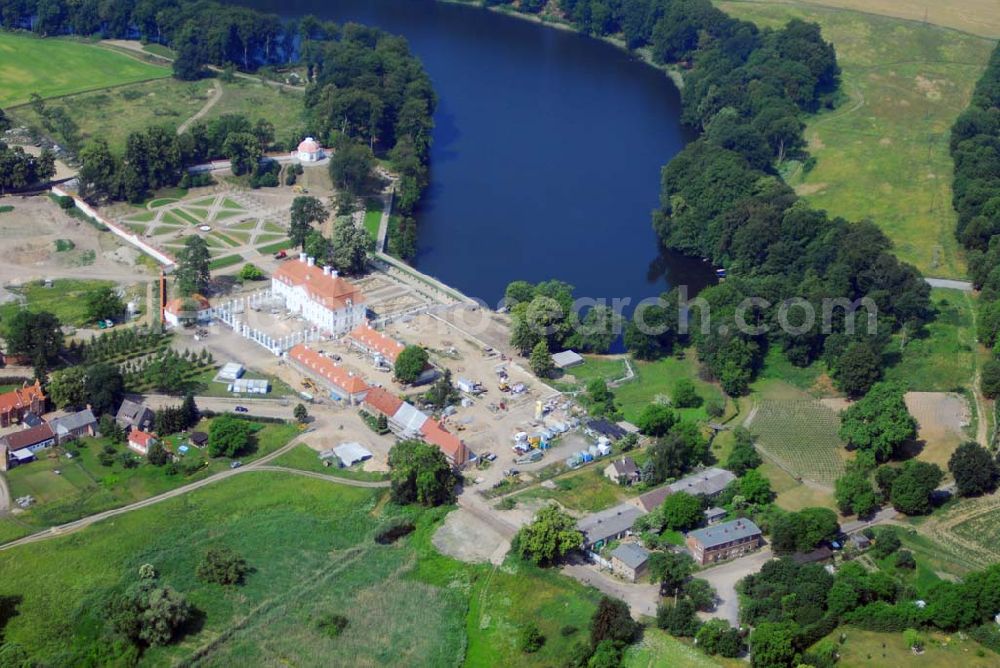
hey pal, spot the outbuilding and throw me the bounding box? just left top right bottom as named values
left=610, top=543, right=650, bottom=582
left=333, top=442, right=373, bottom=467
left=551, top=350, right=584, bottom=369
left=297, top=137, right=325, bottom=162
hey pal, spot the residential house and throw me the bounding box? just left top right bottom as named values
left=289, top=345, right=369, bottom=405
left=849, top=533, right=871, bottom=550
left=686, top=519, right=763, bottom=565
left=116, top=399, right=155, bottom=432
left=578, top=503, right=645, bottom=551
left=610, top=543, right=650, bottom=582
left=189, top=431, right=209, bottom=448
left=0, top=381, right=46, bottom=428
left=631, top=468, right=737, bottom=513
left=0, top=424, right=56, bottom=469
left=792, top=546, right=834, bottom=565
left=49, top=409, right=98, bottom=444
left=127, top=430, right=157, bottom=456
left=272, top=255, right=367, bottom=334
left=604, top=457, right=640, bottom=486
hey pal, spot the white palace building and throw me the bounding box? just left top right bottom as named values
left=271, top=253, right=367, bottom=335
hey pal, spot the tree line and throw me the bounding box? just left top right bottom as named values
left=489, top=0, right=929, bottom=397
left=950, top=44, right=1000, bottom=403
left=0, top=109, right=55, bottom=192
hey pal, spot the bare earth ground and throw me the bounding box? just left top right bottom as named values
left=0, top=196, right=152, bottom=286
left=726, top=0, right=1000, bottom=38
left=902, top=391, right=970, bottom=469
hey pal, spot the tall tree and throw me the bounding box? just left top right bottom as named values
left=288, top=196, right=328, bottom=250
left=838, top=382, right=916, bottom=465
left=387, top=439, right=457, bottom=506
left=513, top=503, right=583, bottom=565
left=948, top=441, right=999, bottom=497
left=5, top=310, right=63, bottom=365
left=330, top=217, right=373, bottom=275
left=175, top=236, right=211, bottom=296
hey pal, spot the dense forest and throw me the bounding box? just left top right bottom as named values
left=951, top=43, right=1000, bottom=406
left=492, top=0, right=930, bottom=396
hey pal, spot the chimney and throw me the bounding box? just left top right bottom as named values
left=322, top=265, right=331, bottom=276
left=299, top=252, right=307, bottom=263
left=307, top=256, right=315, bottom=267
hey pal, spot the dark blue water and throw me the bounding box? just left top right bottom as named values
left=240, top=0, right=714, bottom=308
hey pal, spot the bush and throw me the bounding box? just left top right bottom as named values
left=560, top=625, right=578, bottom=637
left=519, top=622, right=544, bottom=653
left=57, top=195, right=75, bottom=209
left=196, top=546, right=250, bottom=585
left=672, top=378, right=702, bottom=408
left=315, top=612, right=349, bottom=638
left=895, top=550, right=916, bottom=569
left=705, top=397, right=725, bottom=418
left=374, top=521, right=415, bottom=545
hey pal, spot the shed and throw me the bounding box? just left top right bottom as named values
left=551, top=350, right=584, bottom=369
left=704, top=507, right=727, bottom=525
left=610, top=543, right=650, bottom=582
left=216, top=363, right=245, bottom=382
left=189, top=431, right=208, bottom=447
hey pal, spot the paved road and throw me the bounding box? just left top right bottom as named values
left=840, top=506, right=899, bottom=534
left=137, top=393, right=295, bottom=420
left=698, top=547, right=773, bottom=626
left=925, top=278, right=973, bottom=291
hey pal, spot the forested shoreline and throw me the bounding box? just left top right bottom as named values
left=485, top=0, right=930, bottom=396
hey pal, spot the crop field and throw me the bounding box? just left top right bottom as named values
left=912, top=493, right=1000, bottom=571
left=718, top=1, right=996, bottom=278
left=748, top=398, right=847, bottom=486
left=0, top=471, right=602, bottom=666
left=0, top=32, right=169, bottom=107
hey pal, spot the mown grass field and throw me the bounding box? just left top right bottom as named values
left=515, top=465, right=639, bottom=513
left=271, top=443, right=390, bottom=482
left=718, top=1, right=996, bottom=278
left=0, top=472, right=602, bottom=666
left=613, top=352, right=729, bottom=424
left=624, top=628, right=741, bottom=667
left=0, top=32, right=169, bottom=107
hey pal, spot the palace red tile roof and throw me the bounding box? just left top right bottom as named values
left=348, top=324, right=405, bottom=362
left=290, top=345, right=369, bottom=395
left=363, top=386, right=404, bottom=417
left=273, top=261, right=365, bottom=311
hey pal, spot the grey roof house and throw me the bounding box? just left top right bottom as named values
left=604, top=457, right=640, bottom=485
left=49, top=409, right=97, bottom=443
left=116, top=399, right=155, bottom=432
left=610, top=543, right=650, bottom=582
left=578, top=503, right=645, bottom=550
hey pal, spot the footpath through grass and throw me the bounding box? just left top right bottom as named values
left=0, top=32, right=169, bottom=107
left=719, top=1, right=996, bottom=278
left=0, top=472, right=603, bottom=666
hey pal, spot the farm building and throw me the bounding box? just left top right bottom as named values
left=49, top=409, right=97, bottom=444
left=347, top=323, right=405, bottom=364
left=686, top=519, right=762, bottom=565
left=272, top=255, right=366, bottom=334
left=586, top=418, right=627, bottom=441
left=578, top=503, right=645, bottom=551
left=116, top=399, right=155, bottom=433
left=0, top=381, right=46, bottom=428
left=610, top=543, right=650, bottom=582
left=127, top=430, right=157, bottom=456
left=0, top=424, right=56, bottom=469
left=289, top=345, right=369, bottom=405
left=631, top=469, right=738, bottom=513
left=361, top=387, right=469, bottom=466
left=551, top=350, right=584, bottom=369
left=603, top=457, right=640, bottom=486
left=163, top=294, right=212, bottom=328
left=333, top=442, right=373, bottom=467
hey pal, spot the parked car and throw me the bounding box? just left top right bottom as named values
left=234, top=406, right=249, bottom=413
left=482, top=452, right=497, bottom=462
left=230, top=461, right=242, bottom=469
left=274, top=250, right=287, bottom=259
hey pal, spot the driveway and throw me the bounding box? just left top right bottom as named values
left=562, top=559, right=660, bottom=619
left=697, top=547, right=773, bottom=626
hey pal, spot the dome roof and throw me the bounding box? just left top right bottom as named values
left=298, top=137, right=321, bottom=153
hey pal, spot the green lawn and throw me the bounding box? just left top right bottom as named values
left=613, top=351, right=728, bottom=424
left=515, top=465, right=638, bottom=513
left=885, top=288, right=982, bottom=392
left=0, top=278, right=115, bottom=327
left=817, top=628, right=995, bottom=668
left=364, top=205, right=382, bottom=241
left=209, top=254, right=244, bottom=270
left=719, top=1, right=996, bottom=278
left=257, top=238, right=294, bottom=254
left=553, top=355, right=629, bottom=392
left=271, top=443, right=390, bottom=482
left=4, top=421, right=299, bottom=533
left=0, top=33, right=169, bottom=107
left=624, top=629, right=734, bottom=667
left=0, top=471, right=606, bottom=666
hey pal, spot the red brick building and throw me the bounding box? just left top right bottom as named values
left=0, top=381, right=45, bottom=428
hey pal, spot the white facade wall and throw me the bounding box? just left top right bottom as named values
left=271, top=278, right=366, bottom=335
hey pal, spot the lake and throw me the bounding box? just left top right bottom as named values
left=239, top=0, right=714, bottom=311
